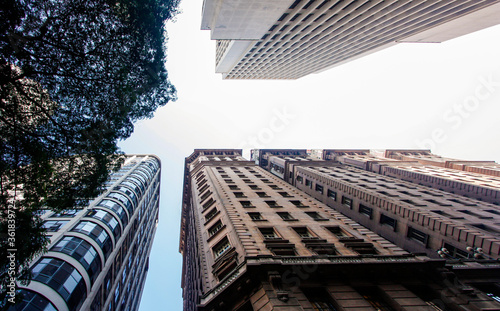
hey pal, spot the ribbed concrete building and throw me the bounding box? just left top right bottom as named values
left=202, top=0, right=500, bottom=79
left=10, top=155, right=161, bottom=311
left=180, top=149, right=500, bottom=310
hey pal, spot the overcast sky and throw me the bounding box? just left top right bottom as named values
left=118, top=0, right=500, bottom=309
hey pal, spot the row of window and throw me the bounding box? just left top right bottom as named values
left=247, top=210, right=328, bottom=221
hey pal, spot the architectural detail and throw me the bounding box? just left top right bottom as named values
left=180, top=149, right=500, bottom=310
left=10, top=155, right=161, bottom=311
left=202, top=0, right=500, bottom=79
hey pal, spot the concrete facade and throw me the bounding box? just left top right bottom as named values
left=202, top=0, right=500, bottom=79
left=180, top=149, right=500, bottom=310
left=10, top=155, right=161, bottom=311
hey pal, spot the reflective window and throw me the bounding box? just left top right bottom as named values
left=51, top=236, right=102, bottom=285
left=114, top=186, right=138, bottom=207
left=50, top=209, right=81, bottom=218
left=96, top=199, right=128, bottom=226
left=87, top=209, right=122, bottom=240
left=71, top=221, right=112, bottom=259
left=43, top=220, right=68, bottom=232
left=31, top=258, right=87, bottom=311
left=121, top=180, right=142, bottom=197
left=106, top=192, right=133, bottom=214
left=5, top=289, right=57, bottom=311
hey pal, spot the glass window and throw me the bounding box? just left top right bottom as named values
left=72, top=221, right=113, bottom=259
left=87, top=209, right=122, bottom=240
left=50, top=209, right=82, bottom=218
left=96, top=199, right=129, bottom=226
left=106, top=192, right=133, bottom=214
left=213, top=237, right=231, bottom=259
left=51, top=236, right=102, bottom=285
left=43, top=220, right=69, bottom=232
left=5, top=289, right=57, bottom=311
left=31, top=258, right=87, bottom=311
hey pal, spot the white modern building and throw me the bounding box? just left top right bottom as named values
left=202, top=0, right=500, bottom=79
left=9, top=155, right=161, bottom=311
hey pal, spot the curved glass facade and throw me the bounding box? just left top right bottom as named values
left=87, top=209, right=122, bottom=240
left=71, top=221, right=113, bottom=260
left=51, top=236, right=102, bottom=285
left=16, top=155, right=160, bottom=311
left=31, top=258, right=87, bottom=311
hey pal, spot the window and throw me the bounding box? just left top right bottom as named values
left=303, top=288, right=338, bottom=311
left=325, top=226, right=349, bottom=238
left=358, top=204, right=373, bottom=219
left=265, top=200, right=282, bottom=208
left=341, top=196, right=352, bottom=208
left=213, top=237, right=231, bottom=259
left=248, top=212, right=264, bottom=221
left=356, top=287, right=395, bottom=311
left=305, top=179, right=312, bottom=188
left=205, top=208, right=219, bottom=222
left=72, top=221, right=113, bottom=259
left=249, top=185, right=261, bottom=190
left=315, top=184, right=324, bottom=194
left=256, top=192, right=270, bottom=198
left=277, top=212, right=296, bottom=221
left=259, top=228, right=281, bottom=240
left=50, top=209, right=81, bottom=218
left=51, top=236, right=102, bottom=284
left=327, top=190, right=336, bottom=201
left=293, top=227, right=314, bottom=239
left=379, top=214, right=397, bottom=230
left=234, top=192, right=247, bottom=198
left=87, top=209, right=122, bottom=240
left=305, top=212, right=327, bottom=221
left=229, top=185, right=239, bottom=190
left=43, top=220, right=68, bottom=232
left=208, top=220, right=224, bottom=237
left=296, top=176, right=303, bottom=183
left=278, top=192, right=292, bottom=197
left=13, top=290, right=57, bottom=311
left=31, top=258, right=87, bottom=310
left=203, top=198, right=215, bottom=210
left=269, top=185, right=282, bottom=190
left=97, top=199, right=129, bottom=226
left=290, top=200, right=307, bottom=208
left=407, top=227, right=428, bottom=245
left=239, top=201, right=255, bottom=208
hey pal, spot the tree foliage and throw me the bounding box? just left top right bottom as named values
left=0, top=0, right=179, bottom=295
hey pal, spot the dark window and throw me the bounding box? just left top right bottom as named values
left=97, top=199, right=129, bottom=226
left=11, top=289, right=57, bottom=311
left=213, top=237, right=231, bottom=259
left=341, top=196, right=352, bottom=208
left=259, top=227, right=281, bottom=240
left=407, top=227, right=428, bottom=245
left=379, top=214, right=397, bottom=230
left=315, top=184, right=324, bottom=194
left=290, top=200, right=307, bottom=207
left=305, top=179, right=312, bottom=188
left=239, top=201, right=254, bottom=208
left=277, top=212, right=295, bottom=221
left=234, top=192, right=246, bottom=198
left=43, top=220, right=68, bottom=232
left=50, top=209, right=81, bottom=218
left=265, top=200, right=282, bottom=208
left=305, top=212, right=327, bottom=221
left=293, top=227, right=314, bottom=238
left=327, top=189, right=336, bottom=200
left=248, top=212, right=263, bottom=221
left=51, top=236, right=102, bottom=285
left=208, top=220, right=224, bottom=237
left=87, top=209, right=122, bottom=240
left=358, top=204, right=373, bottom=219
left=72, top=221, right=113, bottom=259
left=303, top=288, right=337, bottom=310
left=205, top=208, right=218, bottom=222
left=256, top=192, right=270, bottom=198
left=31, top=258, right=87, bottom=310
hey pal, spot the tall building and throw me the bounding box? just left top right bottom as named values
left=201, top=0, right=500, bottom=79
left=180, top=149, right=500, bottom=310
left=10, top=155, right=161, bottom=311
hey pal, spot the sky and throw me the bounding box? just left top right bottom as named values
left=118, top=1, right=500, bottom=310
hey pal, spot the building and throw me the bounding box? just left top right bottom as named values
left=10, top=155, right=161, bottom=311
left=201, top=0, right=500, bottom=79
left=179, top=149, right=500, bottom=310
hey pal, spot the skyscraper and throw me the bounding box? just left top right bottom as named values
left=180, top=149, right=500, bottom=310
left=201, top=0, right=500, bottom=79
left=10, top=155, right=161, bottom=311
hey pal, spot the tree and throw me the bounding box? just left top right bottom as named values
left=0, top=0, right=179, bottom=298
